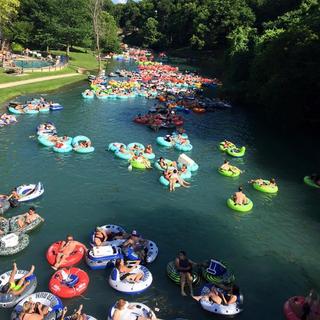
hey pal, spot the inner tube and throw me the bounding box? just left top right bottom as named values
left=86, top=245, right=123, bottom=270
left=218, top=167, right=240, bottom=178
left=0, top=218, right=9, bottom=235
left=159, top=175, right=180, bottom=188
left=107, top=302, right=156, bottom=320
left=50, top=103, right=63, bottom=111
left=108, top=142, right=126, bottom=152
left=283, top=296, right=305, bottom=320
left=38, top=135, right=55, bottom=147
left=201, top=259, right=235, bottom=285
left=122, top=240, right=158, bottom=264
left=8, top=107, right=24, bottom=115
left=166, top=261, right=200, bottom=285
left=72, top=136, right=95, bottom=153
left=53, top=143, right=72, bottom=153
left=46, top=241, right=86, bottom=268
left=127, top=143, right=145, bottom=152
left=11, top=292, right=63, bottom=320
left=49, top=267, right=89, bottom=299
left=0, top=233, right=29, bottom=256
left=304, top=176, right=320, bottom=189
left=142, top=152, right=155, bottom=160
left=115, top=150, right=132, bottom=160
left=174, top=142, right=193, bottom=152
left=24, top=108, right=39, bottom=115
left=0, top=199, right=10, bottom=215
left=227, top=198, right=253, bottom=212
left=252, top=180, right=278, bottom=194
left=108, top=265, right=153, bottom=294
left=90, top=224, right=126, bottom=247
left=82, top=92, right=94, bottom=99
left=130, top=159, right=149, bottom=169
left=9, top=215, right=43, bottom=233
left=0, top=270, right=37, bottom=308
left=16, top=182, right=44, bottom=202
left=156, top=136, right=174, bottom=147
left=199, top=284, right=243, bottom=315
left=154, top=159, right=174, bottom=171
left=226, top=146, right=246, bottom=157
left=219, top=141, right=235, bottom=152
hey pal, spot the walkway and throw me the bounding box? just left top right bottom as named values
left=0, top=73, right=82, bottom=89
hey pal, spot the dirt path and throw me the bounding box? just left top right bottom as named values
left=0, top=73, right=82, bottom=89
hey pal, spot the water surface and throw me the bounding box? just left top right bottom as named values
left=0, top=61, right=319, bottom=320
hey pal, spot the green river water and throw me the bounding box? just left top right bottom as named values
left=0, top=60, right=319, bottom=320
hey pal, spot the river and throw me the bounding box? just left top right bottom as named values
left=0, top=59, right=319, bottom=320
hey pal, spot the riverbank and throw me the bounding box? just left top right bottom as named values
left=0, top=75, right=86, bottom=106
left=0, top=48, right=99, bottom=105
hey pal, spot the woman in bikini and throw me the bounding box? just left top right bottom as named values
left=2, top=263, right=34, bottom=296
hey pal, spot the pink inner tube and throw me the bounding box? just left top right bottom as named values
left=284, top=296, right=305, bottom=320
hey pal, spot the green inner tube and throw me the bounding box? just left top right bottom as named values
left=227, top=146, right=246, bottom=157
left=218, top=166, right=240, bottom=177
left=227, top=198, right=253, bottom=212
left=166, top=261, right=200, bottom=285
left=130, top=159, right=148, bottom=169
left=219, top=142, right=235, bottom=152
left=304, top=176, right=320, bottom=189
left=252, top=180, right=278, bottom=193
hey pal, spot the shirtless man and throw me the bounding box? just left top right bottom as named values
left=122, top=230, right=147, bottom=261
left=17, top=207, right=44, bottom=229
left=220, top=160, right=240, bottom=174
left=220, top=160, right=231, bottom=171
left=233, top=186, right=248, bottom=205
left=52, top=235, right=78, bottom=270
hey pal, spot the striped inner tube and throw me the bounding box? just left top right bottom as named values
left=166, top=261, right=200, bottom=285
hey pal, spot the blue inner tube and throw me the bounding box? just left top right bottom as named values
left=127, top=142, right=145, bottom=152
left=53, top=144, right=73, bottom=153
left=175, top=142, right=193, bottom=152
left=156, top=137, right=174, bottom=147
left=159, top=175, right=180, bottom=188
left=115, top=150, right=132, bottom=160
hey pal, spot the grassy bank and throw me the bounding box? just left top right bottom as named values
left=0, top=67, right=76, bottom=84
left=0, top=47, right=99, bottom=105
left=51, top=48, right=100, bottom=71
left=0, top=74, right=86, bottom=105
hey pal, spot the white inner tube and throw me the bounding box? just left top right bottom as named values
left=109, top=265, right=153, bottom=294
left=108, top=302, right=156, bottom=320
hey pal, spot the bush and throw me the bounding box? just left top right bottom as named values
left=11, top=42, right=24, bottom=53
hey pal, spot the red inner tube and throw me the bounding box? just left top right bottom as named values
left=49, top=267, right=89, bottom=299
left=284, top=296, right=305, bottom=320
left=46, top=241, right=86, bottom=267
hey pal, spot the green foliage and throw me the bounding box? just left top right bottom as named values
left=11, top=42, right=24, bottom=52
left=100, top=12, right=120, bottom=52
left=141, top=17, right=162, bottom=48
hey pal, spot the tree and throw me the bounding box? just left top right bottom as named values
left=0, top=0, right=20, bottom=50
left=141, top=17, right=162, bottom=48
left=100, top=12, right=120, bottom=53
left=55, top=0, right=91, bottom=56
left=89, top=0, right=104, bottom=70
